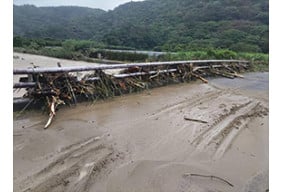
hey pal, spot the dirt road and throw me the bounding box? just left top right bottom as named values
left=13, top=54, right=268, bottom=192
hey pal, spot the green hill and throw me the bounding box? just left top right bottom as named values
left=13, top=0, right=269, bottom=53
left=13, top=5, right=106, bottom=39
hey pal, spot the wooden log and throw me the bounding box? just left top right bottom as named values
left=210, top=69, right=235, bottom=79
left=191, top=73, right=208, bottom=83
left=13, top=60, right=249, bottom=74
left=223, top=71, right=244, bottom=78
left=184, top=117, right=208, bottom=124
left=222, top=70, right=244, bottom=78
left=44, top=99, right=55, bottom=129
left=232, top=73, right=244, bottom=78
left=221, top=64, right=244, bottom=78
left=149, top=70, right=160, bottom=79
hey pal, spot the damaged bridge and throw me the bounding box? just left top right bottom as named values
left=13, top=59, right=249, bottom=128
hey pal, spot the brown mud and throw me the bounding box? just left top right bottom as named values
left=14, top=53, right=268, bottom=192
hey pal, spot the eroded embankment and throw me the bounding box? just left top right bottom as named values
left=14, top=73, right=268, bottom=192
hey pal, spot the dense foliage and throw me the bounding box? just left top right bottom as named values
left=13, top=37, right=150, bottom=62
left=13, top=37, right=268, bottom=72
left=14, top=0, right=268, bottom=53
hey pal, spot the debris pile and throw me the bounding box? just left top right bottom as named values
left=13, top=60, right=249, bottom=128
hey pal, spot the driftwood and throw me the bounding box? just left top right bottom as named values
left=13, top=60, right=249, bottom=128
left=44, top=96, right=65, bottom=129
left=222, top=64, right=244, bottom=78
left=183, top=173, right=234, bottom=187
left=191, top=73, right=208, bottom=83
left=184, top=117, right=208, bottom=124
left=222, top=70, right=244, bottom=78
left=44, top=97, right=56, bottom=129
left=210, top=68, right=235, bottom=79
left=59, top=63, right=77, bottom=105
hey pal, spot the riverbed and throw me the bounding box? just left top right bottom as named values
left=13, top=53, right=269, bottom=192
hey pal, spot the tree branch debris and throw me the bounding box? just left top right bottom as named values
left=13, top=60, right=249, bottom=129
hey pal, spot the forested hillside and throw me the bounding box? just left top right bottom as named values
left=13, top=5, right=106, bottom=39
left=13, top=0, right=269, bottom=53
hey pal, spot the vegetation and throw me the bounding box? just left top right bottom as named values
left=13, top=37, right=150, bottom=62
left=13, top=0, right=268, bottom=70
left=14, top=0, right=268, bottom=53
left=13, top=37, right=268, bottom=71
left=159, top=50, right=268, bottom=71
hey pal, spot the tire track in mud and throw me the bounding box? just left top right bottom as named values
left=149, top=89, right=224, bottom=118
left=192, top=101, right=254, bottom=146
left=17, top=136, right=123, bottom=192
left=191, top=101, right=268, bottom=159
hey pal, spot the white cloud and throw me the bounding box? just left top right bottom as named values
left=13, top=0, right=144, bottom=10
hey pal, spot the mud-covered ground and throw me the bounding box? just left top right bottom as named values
left=13, top=53, right=269, bottom=192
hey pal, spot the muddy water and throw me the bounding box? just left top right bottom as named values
left=209, top=72, right=269, bottom=91
left=14, top=71, right=268, bottom=192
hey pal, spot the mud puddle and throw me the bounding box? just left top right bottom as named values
left=209, top=72, right=269, bottom=93
left=14, top=72, right=268, bottom=192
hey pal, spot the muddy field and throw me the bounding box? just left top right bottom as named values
left=13, top=53, right=269, bottom=192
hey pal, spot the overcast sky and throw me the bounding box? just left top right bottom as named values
left=13, top=0, right=144, bottom=10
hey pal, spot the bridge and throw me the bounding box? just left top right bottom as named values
left=13, top=59, right=249, bottom=128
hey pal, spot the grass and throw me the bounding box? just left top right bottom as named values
left=14, top=46, right=269, bottom=72
left=158, top=50, right=269, bottom=72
